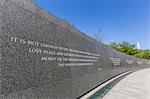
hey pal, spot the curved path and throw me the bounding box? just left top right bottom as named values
left=103, top=68, right=150, bottom=99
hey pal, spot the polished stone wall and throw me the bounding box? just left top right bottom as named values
left=0, top=0, right=150, bottom=99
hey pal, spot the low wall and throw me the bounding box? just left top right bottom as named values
left=0, top=0, right=150, bottom=99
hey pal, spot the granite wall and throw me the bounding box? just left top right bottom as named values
left=0, top=0, right=150, bottom=99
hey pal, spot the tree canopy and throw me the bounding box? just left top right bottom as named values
left=62, top=19, right=75, bottom=28
left=108, top=41, right=150, bottom=60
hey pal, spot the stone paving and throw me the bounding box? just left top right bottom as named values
left=103, top=68, right=150, bottom=99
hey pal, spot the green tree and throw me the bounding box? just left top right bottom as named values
left=108, top=41, right=118, bottom=50
left=134, top=50, right=150, bottom=60
left=108, top=41, right=150, bottom=60
left=108, top=41, right=139, bottom=55
left=117, top=41, right=139, bottom=55
left=62, top=18, right=74, bottom=28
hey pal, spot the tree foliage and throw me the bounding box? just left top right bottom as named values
left=109, top=41, right=118, bottom=50
left=62, top=19, right=75, bottom=28
left=108, top=41, right=150, bottom=60
left=134, top=50, right=150, bottom=60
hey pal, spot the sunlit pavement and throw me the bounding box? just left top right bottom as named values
left=103, top=68, right=150, bottom=99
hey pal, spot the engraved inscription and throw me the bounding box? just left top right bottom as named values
left=126, top=60, right=133, bottom=65
left=109, top=58, right=121, bottom=66
left=10, top=37, right=101, bottom=67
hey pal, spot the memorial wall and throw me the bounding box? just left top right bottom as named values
left=0, top=0, right=150, bottom=99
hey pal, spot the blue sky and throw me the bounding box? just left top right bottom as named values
left=35, top=0, right=150, bottom=49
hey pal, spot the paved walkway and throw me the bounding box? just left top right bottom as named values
left=103, top=68, right=150, bottom=99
